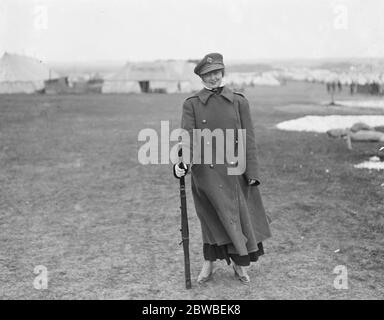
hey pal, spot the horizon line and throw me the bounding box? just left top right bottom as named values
left=2, top=51, right=384, bottom=65
left=46, top=56, right=384, bottom=65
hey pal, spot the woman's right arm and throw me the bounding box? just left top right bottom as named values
left=173, top=99, right=196, bottom=178
left=180, top=98, right=196, bottom=166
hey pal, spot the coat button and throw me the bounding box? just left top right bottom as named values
left=219, top=184, right=223, bottom=188
left=206, top=141, right=210, bottom=145
left=209, top=164, right=214, bottom=168
left=202, top=119, right=207, bottom=124
left=235, top=140, right=238, bottom=144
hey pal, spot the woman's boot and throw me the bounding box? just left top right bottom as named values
left=197, top=260, right=214, bottom=284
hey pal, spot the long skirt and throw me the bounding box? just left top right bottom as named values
left=203, top=242, right=264, bottom=266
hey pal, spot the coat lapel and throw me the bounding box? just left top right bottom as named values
left=197, top=88, right=214, bottom=104
left=220, top=86, right=234, bottom=103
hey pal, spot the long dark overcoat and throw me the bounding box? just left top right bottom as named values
left=180, top=86, right=272, bottom=256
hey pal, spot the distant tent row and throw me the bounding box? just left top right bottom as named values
left=0, top=52, right=59, bottom=94
left=102, top=60, right=201, bottom=93
left=225, top=71, right=280, bottom=87
left=0, top=53, right=203, bottom=95
left=0, top=53, right=287, bottom=95
left=280, top=67, right=384, bottom=87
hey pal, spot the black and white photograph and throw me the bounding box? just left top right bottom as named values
left=0, top=0, right=383, bottom=303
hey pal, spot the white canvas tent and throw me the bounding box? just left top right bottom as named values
left=0, top=52, right=59, bottom=94
left=102, top=60, right=201, bottom=93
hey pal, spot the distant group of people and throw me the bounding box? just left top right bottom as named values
left=326, top=81, right=343, bottom=94
left=326, top=81, right=383, bottom=96
left=364, top=82, right=381, bottom=95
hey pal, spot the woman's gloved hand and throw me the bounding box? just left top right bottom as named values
left=173, top=162, right=189, bottom=179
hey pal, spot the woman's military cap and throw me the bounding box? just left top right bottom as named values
left=194, top=53, right=225, bottom=76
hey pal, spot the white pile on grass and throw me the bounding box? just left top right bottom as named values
left=354, top=160, right=384, bottom=170
left=335, top=100, right=384, bottom=109
left=276, top=115, right=384, bottom=133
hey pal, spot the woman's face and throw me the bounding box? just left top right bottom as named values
left=201, top=69, right=223, bottom=89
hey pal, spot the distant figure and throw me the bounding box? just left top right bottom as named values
left=331, top=82, right=336, bottom=92
left=337, top=81, right=342, bottom=92
left=326, top=82, right=331, bottom=93
left=350, top=82, right=355, bottom=95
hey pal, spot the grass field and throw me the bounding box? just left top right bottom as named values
left=0, top=81, right=383, bottom=299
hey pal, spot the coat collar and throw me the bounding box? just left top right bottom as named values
left=197, top=86, right=234, bottom=104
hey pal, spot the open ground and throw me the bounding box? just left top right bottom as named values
left=0, top=81, right=383, bottom=299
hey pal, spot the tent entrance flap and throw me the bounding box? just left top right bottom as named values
left=139, top=81, right=150, bottom=93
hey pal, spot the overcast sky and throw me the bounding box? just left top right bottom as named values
left=1, top=0, right=384, bottom=63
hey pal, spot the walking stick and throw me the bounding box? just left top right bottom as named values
left=177, top=148, right=192, bottom=289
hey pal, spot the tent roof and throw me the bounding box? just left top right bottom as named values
left=0, top=52, right=59, bottom=82
left=107, top=60, right=200, bottom=82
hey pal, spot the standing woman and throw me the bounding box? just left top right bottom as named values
left=173, top=53, right=272, bottom=284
